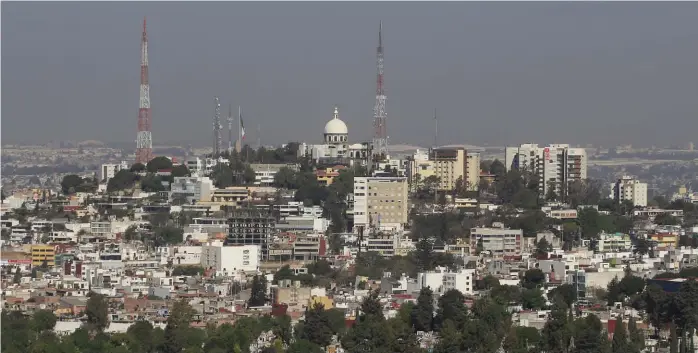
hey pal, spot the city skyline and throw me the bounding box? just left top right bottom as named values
left=3, top=2, right=698, bottom=147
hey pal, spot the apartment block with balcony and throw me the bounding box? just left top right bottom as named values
left=170, top=176, right=214, bottom=204
left=470, top=223, right=524, bottom=256
left=505, top=143, right=587, bottom=199
left=31, top=244, right=56, bottom=267
left=250, top=163, right=299, bottom=186
left=430, top=147, right=480, bottom=192
left=611, top=176, right=648, bottom=207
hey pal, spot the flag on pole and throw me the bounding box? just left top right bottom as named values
left=239, top=108, right=246, bottom=141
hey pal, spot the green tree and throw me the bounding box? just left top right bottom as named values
left=146, top=156, right=174, bottom=173
left=548, top=284, right=576, bottom=308
left=130, top=163, right=146, bottom=172
left=536, top=237, right=553, bottom=257
left=272, top=167, right=297, bottom=189
left=611, top=319, right=630, bottom=353
left=31, top=310, right=57, bottom=333
left=162, top=300, right=198, bottom=353
left=248, top=275, right=268, bottom=307
left=61, top=174, right=83, bottom=194
left=287, top=340, right=323, bottom=353
left=85, top=292, right=109, bottom=333
left=434, top=289, right=468, bottom=331
left=107, top=170, right=138, bottom=192
left=655, top=212, right=680, bottom=226
left=273, top=265, right=296, bottom=283
left=573, top=314, right=608, bottom=353
left=522, top=268, right=546, bottom=289
left=540, top=298, right=573, bottom=353
left=126, top=320, right=156, bottom=353
left=627, top=317, right=644, bottom=353
left=298, top=303, right=334, bottom=348
left=171, top=164, right=191, bottom=178
left=13, top=267, right=22, bottom=284
left=607, top=277, right=622, bottom=306
left=522, top=288, right=546, bottom=310
left=411, top=287, right=434, bottom=332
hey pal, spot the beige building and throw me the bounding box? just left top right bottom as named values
left=431, top=147, right=480, bottom=192
left=353, top=176, right=408, bottom=230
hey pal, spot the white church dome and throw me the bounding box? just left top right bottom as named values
left=324, top=106, right=348, bottom=135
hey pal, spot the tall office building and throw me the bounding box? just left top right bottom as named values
left=430, top=147, right=480, bottom=192
left=353, top=176, right=408, bottom=231
left=505, top=144, right=587, bottom=199
left=611, top=176, right=648, bottom=207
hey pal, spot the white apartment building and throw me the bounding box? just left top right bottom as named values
left=170, top=176, right=214, bottom=204
left=417, top=267, right=476, bottom=295
left=201, top=242, right=261, bottom=275
left=250, top=163, right=299, bottom=186
left=611, top=176, right=648, bottom=207
left=100, top=161, right=130, bottom=182
left=505, top=143, right=587, bottom=199
left=185, top=157, right=229, bottom=177
left=353, top=176, right=409, bottom=231
left=596, top=232, right=632, bottom=253
left=470, top=223, right=524, bottom=256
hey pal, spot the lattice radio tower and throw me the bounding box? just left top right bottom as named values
left=212, top=97, right=222, bottom=157
left=135, top=17, right=153, bottom=164
left=372, top=21, right=388, bottom=160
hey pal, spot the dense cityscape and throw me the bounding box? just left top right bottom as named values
left=4, top=10, right=698, bottom=353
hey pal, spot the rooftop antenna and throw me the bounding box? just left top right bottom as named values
left=213, top=97, right=222, bottom=158
left=227, top=103, right=234, bottom=154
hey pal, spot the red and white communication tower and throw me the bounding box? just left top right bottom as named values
left=372, top=21, right=388, bottom=160
left=135, top=17, right=153, bottom=164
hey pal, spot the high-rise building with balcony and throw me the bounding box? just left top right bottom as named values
left=505, top=143, right=587, bottom=199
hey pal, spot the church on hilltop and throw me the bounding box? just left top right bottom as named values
left=298, top=106, right=372, bottom=166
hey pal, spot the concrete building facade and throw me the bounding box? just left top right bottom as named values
left=505, top=143, right=587, bottom=199
left=430, top=147, right=480, bottom=192
left=353, top=176, right=408, bottom=230
left=611, top=176, right=648, bottom=207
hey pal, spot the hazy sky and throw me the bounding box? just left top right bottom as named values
left=3, top=2, right=698, bottom=148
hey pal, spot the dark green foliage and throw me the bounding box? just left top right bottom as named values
left=248, top=275, right=268, bottom=307
left=655, top=212, right=680, bottom=226
left=171, top=164, right=191, bottom=178
left=297, top=303, right=334, bottom=348
left=522, top=288, right=546, bottom=310
left=522, top=268, right=546, bottom=289
left=61, top=174, right=98, bottom=194
left=627, top=317, right=644, bottom=353
left=146, top=156, right=173, bottom=173
left=153, top=225, right=184, bottom=246
left=139, top=174, right=165, bottom=192
left=130, top=163, right=146, bottom=172
left=611, top=319, right=631, bottom=353
left=31, top=310, right=57, bottom=333
left=548, top=284, right=577, bottom=308
left=107, top=170, right=138, bottom=192
left=287, top=340, right=324, bottom=353
left=411, top=287, right=434, bottom=332
left=572, top=314, right=608, bottom=353
left=85, top=292, right=109, bottom=333
left=434, top=289, right=468, bottom=331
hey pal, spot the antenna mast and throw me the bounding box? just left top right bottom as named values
left=227, top=104, right=234, bottom=154
left=372, top=21, right=388, bottom=161
left=135, top=17, right=153, bottom=164
left=213, top=97, right=222, bottom=158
